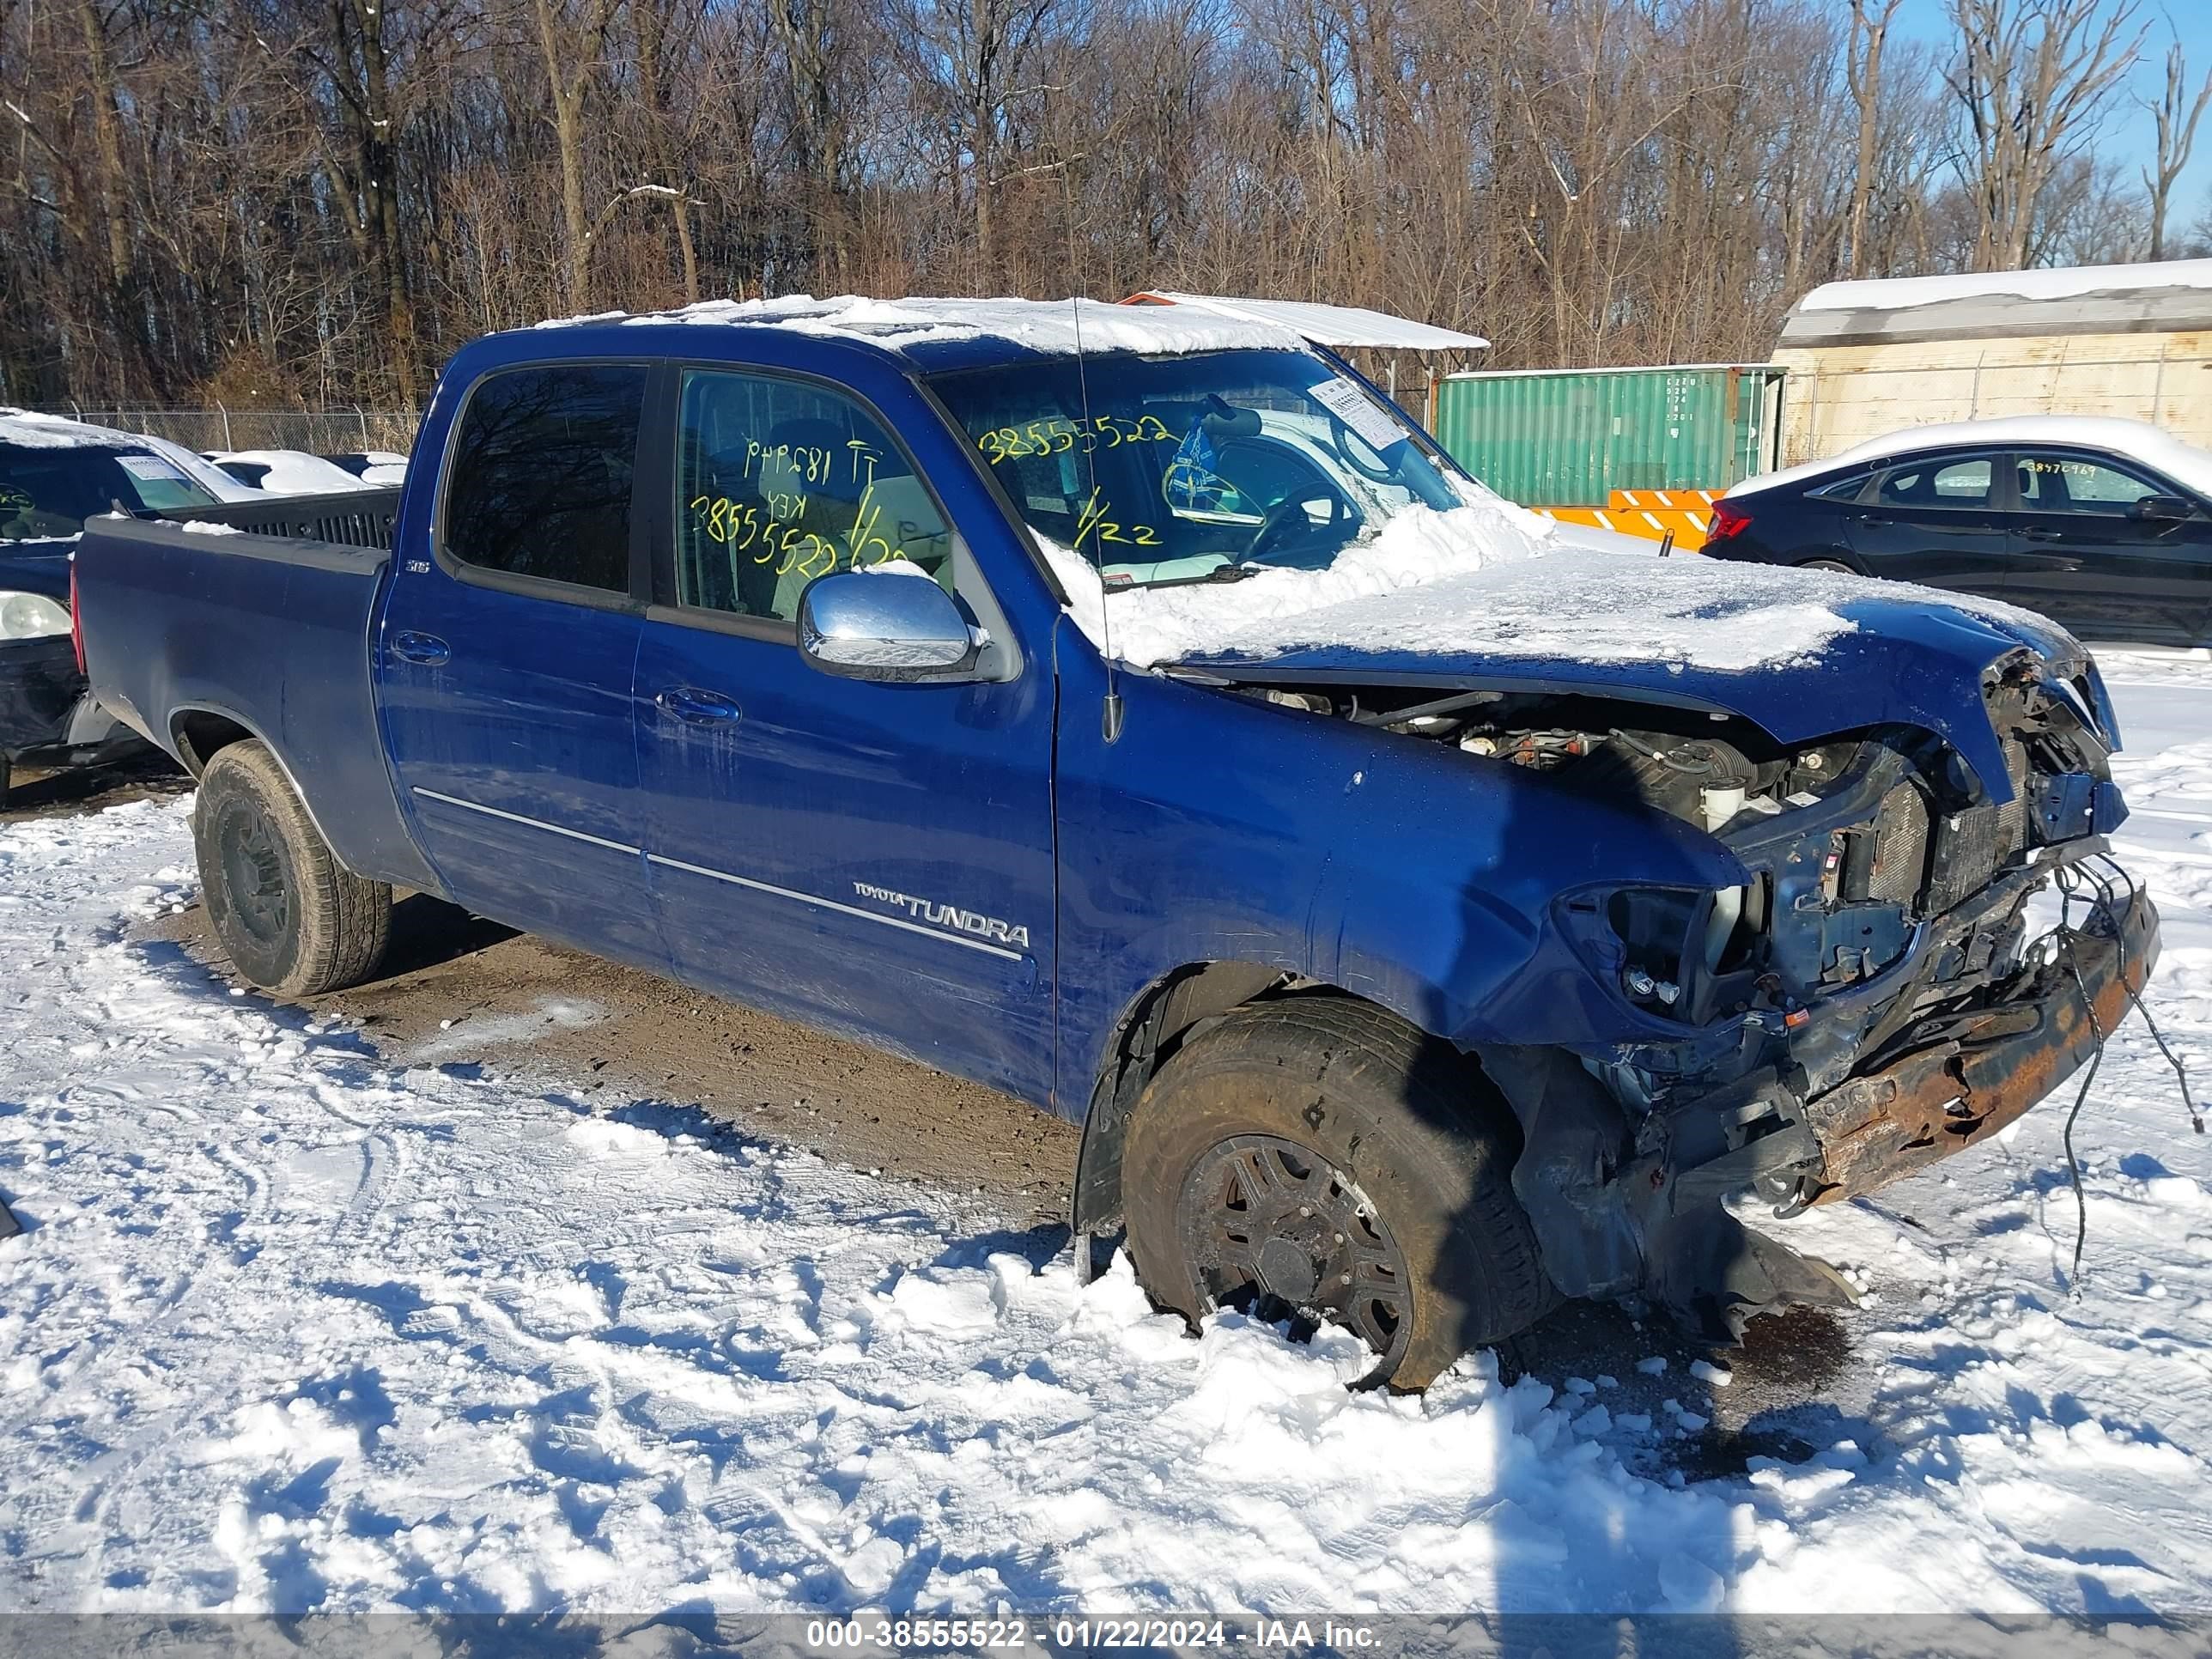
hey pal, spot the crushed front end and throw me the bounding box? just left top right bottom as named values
left=1503, top=647, right=2160, bottom=1338
left=1249, top=642, right=2160, bottom=1340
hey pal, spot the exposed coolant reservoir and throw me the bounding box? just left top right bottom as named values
left=1700, top=784, right=1746, bottom=833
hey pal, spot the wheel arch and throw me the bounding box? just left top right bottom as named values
left=168, top=704, right=352, bottom=874
left=1070, top=961, right=1519, bottom=1237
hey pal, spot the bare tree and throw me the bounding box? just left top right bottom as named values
left=1844, top=0, right=1904, bottom=278
left=1944, top=0, right=2145, bottom=272
left=2142, top=34, right=2212, bottom=262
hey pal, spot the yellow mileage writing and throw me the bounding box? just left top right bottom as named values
left=977, top=414, right=1176, bottom=465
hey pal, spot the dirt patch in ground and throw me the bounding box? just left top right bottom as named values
left=141, top=894, right=1079, bottom=1229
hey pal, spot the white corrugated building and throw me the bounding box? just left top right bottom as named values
left=1773, top=259, right=2212, bottom=466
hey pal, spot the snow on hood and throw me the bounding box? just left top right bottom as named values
left=212, top=449, right=369, bottom=496
left=1729, top=416, right=2212, bottom=504
left=534, top=294, right=1301, bottom=357
left=1042, top=501, right=1860, bottom=674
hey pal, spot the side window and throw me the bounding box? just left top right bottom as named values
left=2015, top=452, right=2163, bottom=515
left=673, top=368, right=952, bottom=624
left=1875, top=455, right=1994, bottom=511
left=442, top=363, right=647, bottom=593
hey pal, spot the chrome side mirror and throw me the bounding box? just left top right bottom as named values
left=797, top=568, right=980, bottom=682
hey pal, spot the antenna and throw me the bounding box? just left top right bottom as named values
left=1060, top=181, right=1122, bottom=743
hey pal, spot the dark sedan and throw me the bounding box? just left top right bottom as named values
left=1, top=420, right=211, bottom=801
left=1704, top=425, right=2212, bottom=646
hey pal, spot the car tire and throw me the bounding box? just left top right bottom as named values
left=1798, top=556, right=1857, bottom=574
left=1121, top=994, right=1554, bottom=1389
left=192, top=739, right=391, bottom=996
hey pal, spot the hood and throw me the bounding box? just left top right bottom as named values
left=1168, top=551, right=2087, bottom=806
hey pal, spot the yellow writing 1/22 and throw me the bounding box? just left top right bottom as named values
left=688, top=477, right=919, bottom=578
left=977, top=415, right=1176, bottom=465
left=1072, top=489, right=1162, bottom=553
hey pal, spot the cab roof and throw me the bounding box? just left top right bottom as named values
left=526, top=294, right=1307, bottom=374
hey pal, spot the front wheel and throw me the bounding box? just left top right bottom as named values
left=1121, top=996, right=1554, bottom=1389
left=192, top=739, right=392, bottom=996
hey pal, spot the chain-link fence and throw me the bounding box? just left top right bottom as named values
left=27, top=407, right=421, bottom=456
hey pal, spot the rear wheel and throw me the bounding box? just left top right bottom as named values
left=1121, top=995, right=1554, bottom=1389
left=1798, top=556, right=1856, bottom=574
left=192, top=740, right=391, bottom=996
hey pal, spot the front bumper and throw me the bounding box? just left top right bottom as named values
left=1799, top=884, right=2159, bottom=1204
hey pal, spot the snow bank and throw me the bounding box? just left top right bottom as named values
left=1796, top=258, right=2212, bottom=313
left=1048, top=501, right=1857, bottom=673
left=1729, top=416, right=2212, bottom=503
left=534, top=294, right=1300, bottom=357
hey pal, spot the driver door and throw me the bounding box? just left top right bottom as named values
left=633, top=362, right=1060, bottom=1102
left=2003, top=448, right=2212, bottom=645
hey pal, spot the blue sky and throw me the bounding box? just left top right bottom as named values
left=1893, top=0, right=2212, bottom=241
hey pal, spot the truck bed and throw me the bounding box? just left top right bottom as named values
left=73, top=490, right=443, bottom=894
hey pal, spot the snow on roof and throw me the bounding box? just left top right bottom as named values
left=1795, top=258, right=2212, bottom=315
left=1041, top=498, right=1856, bottom=673
left=212, top=449, right=374, bottom=496
left=1727, top=415, right=2212, bottom=502
left=1, top=408, right=260, bottom=501
left=535, top=294, right=1303, bottom=357
left=1, top=405, right=155, bottom=452
left=1121, top=292, right=1488, bottom=351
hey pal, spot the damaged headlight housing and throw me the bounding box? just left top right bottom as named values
left=1558, top=881, right=1764, bottom=1023
left=0, top=591, right=72, bottom=641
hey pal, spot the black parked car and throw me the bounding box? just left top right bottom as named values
left=0, top=410, right=228, bottom=800
left=1704, top=417, right=2212, bottom=647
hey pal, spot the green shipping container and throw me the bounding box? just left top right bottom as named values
left=1431, top=364, right=1784, bottom=507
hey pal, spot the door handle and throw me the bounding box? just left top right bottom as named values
left=656, top=686, right=744, bottom=726
left=2020, top=525, right=2063, bottom=542
left=391, top=630, right=450, bottom=666
left=1854, top=514, right=1893, bottom=528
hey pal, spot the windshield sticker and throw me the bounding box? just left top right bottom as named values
left=1308, top=375, right=1407, bottom=453
left=117, top=454, right=191, bottom=483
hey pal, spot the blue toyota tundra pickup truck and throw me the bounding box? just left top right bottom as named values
left=72, top=297, right=2156, bottom=1386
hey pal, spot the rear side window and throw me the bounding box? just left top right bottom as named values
left=442, top=364, right=647, bottom=593
left=1875, top=455, right=1995, bottom=510
left=1807, top=471, right=1873, bottom=502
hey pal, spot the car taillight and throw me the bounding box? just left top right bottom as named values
left=70, top=557, right=86, bottom=675
left=1705, top=500, right=1752, bottom=543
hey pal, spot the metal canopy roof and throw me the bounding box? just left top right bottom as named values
left=1122, top=291, right=1489, bottom=351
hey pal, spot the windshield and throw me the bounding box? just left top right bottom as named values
left=927, top=349, right=1463, bottom=589
left=0, top=445, right=219, bottom=538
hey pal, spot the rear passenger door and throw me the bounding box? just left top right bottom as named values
left=631, top=362, right=1059, bottom=1102
left=1844, top=450, right=2017, bottom=597
left=2002, top=447, right=2212, bottom=645
left=377, top=361, right=663, bottom=963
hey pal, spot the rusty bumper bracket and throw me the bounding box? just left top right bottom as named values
left=1798, top=889, right=2159, bottom=1206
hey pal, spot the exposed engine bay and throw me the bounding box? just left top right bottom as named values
left=1209, top=650, right=2152, bottom=1341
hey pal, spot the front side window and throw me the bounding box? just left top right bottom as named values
left=673, top=368, right=953, bottom=623
left=2015, top=452, right=2166, bottom=515
left=1875, top=455, right=1996, bottom=511
left=926, top=349, right=1463, bottom=589
left=442, top=363, right=647, bottom=593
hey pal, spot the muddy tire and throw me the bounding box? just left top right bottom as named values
left=1121, top=994, right=1554, bottom=1389
left=192, top=739, right=391, bottom=996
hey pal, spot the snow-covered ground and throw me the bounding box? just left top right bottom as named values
left=3, top=658, right=2211, bottom=1617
